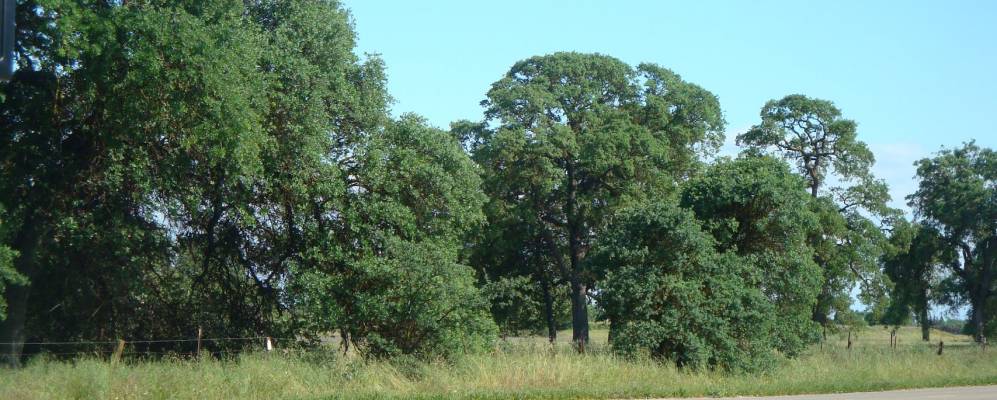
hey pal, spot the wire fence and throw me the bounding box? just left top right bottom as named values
left=0, top=337, right=276, bottom=346
left=0, top=336, right=302, bottom=358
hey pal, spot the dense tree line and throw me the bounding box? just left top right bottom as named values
left=0, top=0, right=993, bottom=371
left=0, top=0, right=494, bottom=365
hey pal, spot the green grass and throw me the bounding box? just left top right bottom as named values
left=0, top=326, right=994, bottom=400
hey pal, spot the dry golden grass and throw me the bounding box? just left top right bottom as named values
left=0, top=326, right=994, bottom=400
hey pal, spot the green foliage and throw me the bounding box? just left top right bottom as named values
left=593, top=157, right=826, bottom=371
left=0, top=207, right=23, bottom=320
left=0, top=0, right=487, bottom=361
left=909, top=142, right=997, bottom=342
left=881, top=221, right=949, bottom=335
left=480, top=275, right=570, bottom=337
left=294, top=239, right=496, bottom=358
left=471, top=52, right=725, bottom=343
left=737, top=95, right=874, bottom=195
left=0, top=0, right=991, bottom=374
left=680, top=156, right=823, bottom=354
left=834, top=309, right=869, bottom=330
left=0, top=0, right=273, bottom=346
left=349, top=115, right=486, bottom=243
left=291, top=116, right=496, bottom=357
left=593, top=202, right=778, bottom=372
left=738, top=94, right=895, bottom=326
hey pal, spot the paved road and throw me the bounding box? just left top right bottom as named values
left=663, top=385, right=997, bottom=399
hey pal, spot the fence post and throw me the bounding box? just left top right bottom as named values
left=937, top=340, right=944, bottom=355
left=847, top=330, right=852, bottom=350
left=112, top=339, right=126, bottom=364
left=196, top=327, right=203, bottom=357
left=265, top=336, right=273, bottom=352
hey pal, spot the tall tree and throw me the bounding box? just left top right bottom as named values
left=737, top=94, right=895, bottom=330
left=471, top=52, right=724, bottom=347
left=290, top=115, right=496, bottom=357
left=909, top=142, right=996, bottom=343
left=882, top=221, right=949, bottom=341
left=0, top=0, right=186, bottom=364
left=0, top=0, right=395, bottom=363
left=737, top=95, right=874, bottom=198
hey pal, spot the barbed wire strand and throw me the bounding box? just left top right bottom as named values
left=0, top=336, right=296, bottom=346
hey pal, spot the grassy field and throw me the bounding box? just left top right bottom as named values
left=0, top=326, right=994, bottom=400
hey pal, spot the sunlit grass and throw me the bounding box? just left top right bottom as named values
left=0, top=326, right=994, bottom=400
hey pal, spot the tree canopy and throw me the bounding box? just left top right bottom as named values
left=0, top=0, right=490, bottom=365
left=0, top=1, right=993, bottom=373
left=737, top=95, right=895, bottom=331
left=680, top=155, right=822, bottom=354
left=470, top=52, right=724, bottom=346
left=909, top=142, right=996, bottom=342
left=593, top=201, right=778, bottom=372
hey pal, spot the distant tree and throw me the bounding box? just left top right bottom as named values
left=833, top=309, right=868, bottom=348
left=738, top=95, right=896, bottom=332
left=737, top=95, right=875, bottom=198
left=471, top=52, right=724, bottom=347
left=454, top=117, right=572, bottom=341
left=882, top=221, right=950, bottom=341
left=479, top=274, right=570, bottom=339
left=909, top=142, right=996, bottom=343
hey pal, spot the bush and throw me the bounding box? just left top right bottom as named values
left=680, top=156, right=823, bottom=355
left=293, top=238, right=497, bottom=358
left=592, top=202, right=779, bottom=372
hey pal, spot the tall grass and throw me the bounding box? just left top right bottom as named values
left=0, top=327, right=994, bottom=400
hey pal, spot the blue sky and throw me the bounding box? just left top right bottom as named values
left=344, top=0, right=997, bottom=212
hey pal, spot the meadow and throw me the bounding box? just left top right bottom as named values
left=0, top=326, right=994, bottom=400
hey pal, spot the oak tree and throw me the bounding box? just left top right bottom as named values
left=471, top=52, right=724, bottom=346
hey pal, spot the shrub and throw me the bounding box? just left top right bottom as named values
left=293, top=238, right=497, bottom=358
left=592, top=202, right=779, bottom=372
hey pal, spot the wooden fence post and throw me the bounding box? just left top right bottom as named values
left=847, top=330, right=852, bottom=350
left=937, top=340, right=944, bottom=355
left=196, top=327, right=203, bottom=357
left=112, top=339, right=126, bottom=364
left=266, top=336, right=273, bottom=352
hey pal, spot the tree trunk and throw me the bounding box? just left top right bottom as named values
left=0, top=283, right=30, bottom=367
left=569, top=277, right=588, bottom=348
left=567, top=227, right=589, bottom=348
left=540, top=269, right=556, bottom=343
left=564, top=162, right=588, bottom=349
left=811, top=285, right=830, bottom=339
left=0, top=220, right=43, bottom=368
left=972, top=301, right=986, bottom=344
left=919, top=301, right=930, bottom=342
left=811, top=304, right=828, bottom=327
left=807, top=170, right=821, bottom=198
